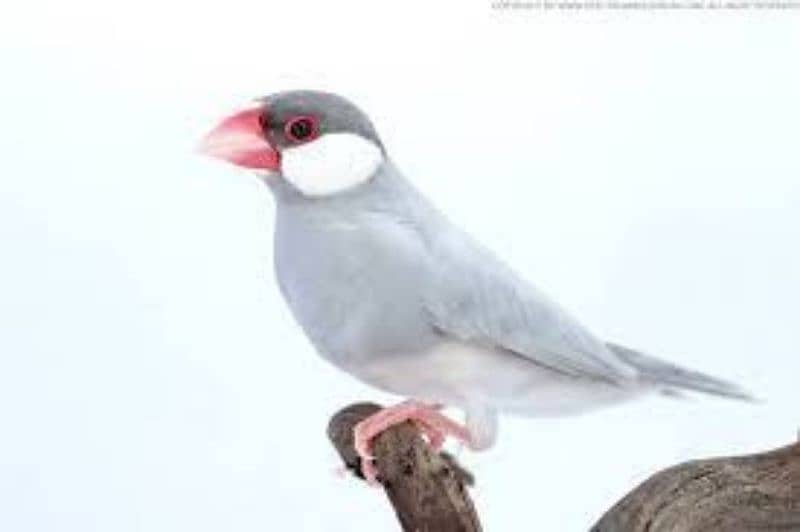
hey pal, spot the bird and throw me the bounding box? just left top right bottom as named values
left=199, top=90, right=752, bottom=483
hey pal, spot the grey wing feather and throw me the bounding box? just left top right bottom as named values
left=423, top=230, right=638, bottom=382
left=606, top=342, right=754, bottom=400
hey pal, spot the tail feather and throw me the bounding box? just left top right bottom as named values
left=606, top=342, right=755, bottom=401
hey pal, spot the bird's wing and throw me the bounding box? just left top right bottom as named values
left=423, top=230, right=638, bottom=382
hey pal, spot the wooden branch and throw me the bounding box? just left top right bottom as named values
left=327, top=402, right=482, bottom=532
left=329, top=402, right=799, bottom=531
left=592, top=440, right=800, bottom=531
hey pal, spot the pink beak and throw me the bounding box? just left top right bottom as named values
left=198, top=107, right=280, bottom=171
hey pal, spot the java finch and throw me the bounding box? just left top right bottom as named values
left=199, top=90, right=751, bottom=483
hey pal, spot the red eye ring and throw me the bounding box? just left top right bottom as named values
left=284, top=115, right=320, bottom=144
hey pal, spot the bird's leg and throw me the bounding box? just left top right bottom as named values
left=353, top=400, right=471, bottom=485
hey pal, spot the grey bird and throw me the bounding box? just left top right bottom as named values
left=199, top=90, right=751, bottom=482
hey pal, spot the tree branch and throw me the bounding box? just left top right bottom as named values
left=329, top=402, right=799, bottom=531
left=327, top=402, right=482, bottom=532
left=592, top=440, right=800, bottom=531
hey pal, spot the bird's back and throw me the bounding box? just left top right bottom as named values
left=271, top=160, right=751, bottom=403
left=271, top=161, right=635, bottom=381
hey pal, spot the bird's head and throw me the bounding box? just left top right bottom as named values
left=199, top=90, right=386, bottom=197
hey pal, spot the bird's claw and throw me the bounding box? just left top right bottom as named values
left=351, top=400, right=470, bottom=486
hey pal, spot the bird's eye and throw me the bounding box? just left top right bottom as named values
left=285, top=116, right=319, bottom=143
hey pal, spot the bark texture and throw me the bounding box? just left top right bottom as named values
left=327, top=402, right=481, bottom=532
left=592, top=440, right=800, bottom=532
left=329, top=402, right=799, bottom=531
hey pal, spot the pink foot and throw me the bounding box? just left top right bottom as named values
left=353, top=400, right=471, bottom=485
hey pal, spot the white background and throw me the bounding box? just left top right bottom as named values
left=1, top=1, right=799, bottom=530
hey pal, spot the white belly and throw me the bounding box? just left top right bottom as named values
left=349, top=340, right=649, bottom=417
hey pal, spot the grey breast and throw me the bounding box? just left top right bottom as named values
left=270, top=162, right=443, bottom=367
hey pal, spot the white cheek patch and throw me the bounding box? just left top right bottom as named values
left=280, top=133, right=384, bottom=197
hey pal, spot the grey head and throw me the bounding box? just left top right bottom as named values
left=258, top=90, right=384, bottom=153
left=200, top=90, right=390, bottom=199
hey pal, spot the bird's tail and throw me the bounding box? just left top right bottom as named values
left=606, top=342, right=755, bottom=401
